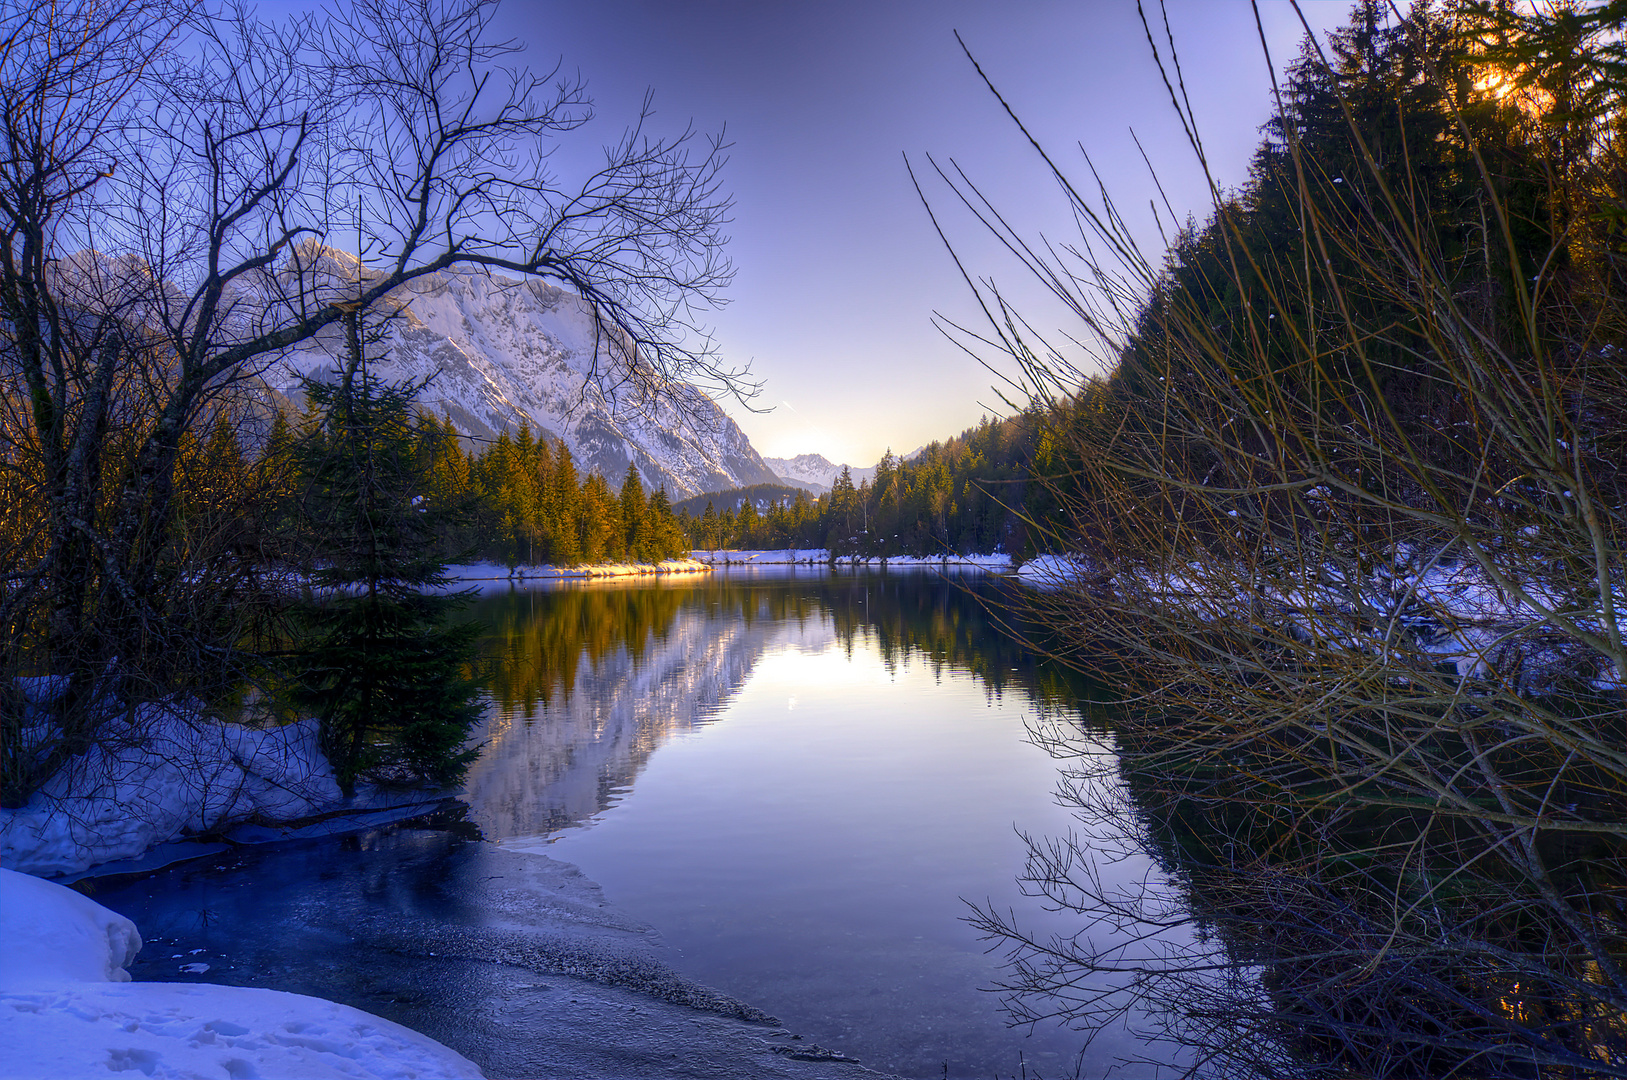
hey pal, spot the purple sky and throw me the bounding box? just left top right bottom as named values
left=494, top=1, right=1353, bottom=467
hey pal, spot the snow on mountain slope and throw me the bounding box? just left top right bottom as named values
left=763, top=453, right=878, bottom=495
left=266, top=247, right=779, bottom=498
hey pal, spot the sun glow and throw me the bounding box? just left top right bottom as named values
left=1474, top=67, right=1518, bottom=102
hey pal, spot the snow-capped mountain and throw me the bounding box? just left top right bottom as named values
left=764, top=454, right=878, bottom=495
left=266, top=247, right=780, bottom=498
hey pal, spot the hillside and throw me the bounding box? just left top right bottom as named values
left=673, top=484, right=808, bottom=517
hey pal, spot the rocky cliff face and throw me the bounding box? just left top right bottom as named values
left=266, top=249, right=779, bottom=498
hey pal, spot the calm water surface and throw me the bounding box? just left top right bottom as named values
left=103, top=569, right=1190, bottom=1079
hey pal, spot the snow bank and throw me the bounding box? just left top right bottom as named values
left=1, top=709, right=343, bottom=878
left=833, top=552, right=1014, bottom=570
left=691, top=548, right=829, bottom=565
left=692, top=549, right=1014, bottom=570
left=0, top=868, right=483, bottom=1079
left=1017, top=553, right=1096, bottom=586
left=444, top=557, right=712, bottom=582
left=0, top=868, right=142, bottom=986
left=1017, top=547, right=1625, bottom=689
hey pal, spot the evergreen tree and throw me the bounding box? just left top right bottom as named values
left=284, top=317, right=485, bottom=795
left=699, top=500, right=719, bottom=550
left=735, top=498, right=759, bottom=547
left=619, top=463, right=648, bottom=559
left=578, top=471, right=615, bottom=563
left=551, top=443, right=583, bottom=565
left=647, top=485, right=685, bottom=558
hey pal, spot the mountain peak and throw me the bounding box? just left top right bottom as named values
left=763, top=454, right=878, bottom=495
left=268, top=257, right=778, bottom=497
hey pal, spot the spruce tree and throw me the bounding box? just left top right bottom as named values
left=699, top=501, right=719, bottom=550
left=285, top=313, right=485, bottom=795
left=618, top=464, right=647, bottom=559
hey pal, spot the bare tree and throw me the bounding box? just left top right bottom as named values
left=0, top=0, right=741, bottom=805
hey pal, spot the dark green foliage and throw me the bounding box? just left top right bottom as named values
left=283, top=360, right=485, bottom=795
left=671, top=483, right=807, bottom=517
left=290, top=593, right=484, bottom=793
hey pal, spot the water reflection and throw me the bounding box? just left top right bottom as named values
left=460, top=571, right=1069, bottom=844
left=462, top=576, right=857, bottom=839
left=979, top=603, right=1627, bottom=1080
left=98, top=570, right=1192, bottom=1080
left=455, top=570, right=1177, bottom=1078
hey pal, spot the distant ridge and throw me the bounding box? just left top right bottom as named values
left=763, top=453, right=878, bottom=495
left=672, top=484, right=807, bottom=517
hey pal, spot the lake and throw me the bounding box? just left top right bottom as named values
left=94, top=569, right=1192, bottom=1079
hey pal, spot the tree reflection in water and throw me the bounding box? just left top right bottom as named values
left=972, top=646, right=1627, bottom=1080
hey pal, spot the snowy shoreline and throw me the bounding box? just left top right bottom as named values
left=690, top=548, right=1015, bottom=570
left=0, top=670, right=896, bottom=1079
left=446, top=550, right=1019, bottom=577
left=1016, top=549, right=1625, bottom=688
left=1, top=867, right=486, bottom=1079
left=0, top=683, right=462, bottom=882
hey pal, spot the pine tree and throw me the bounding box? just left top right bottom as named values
left=647, top=485, right=684, bottom=558
left=551, top=443, right=583, bottom=565
left=579, top=471, right=615, bottom=563
left=735, top=498, right=759, bottom=548
left=699, top=501, right=719, bottom=550
left=619, top=464, right=647, bottom=560
left=284, top=314, right=485, bottom=795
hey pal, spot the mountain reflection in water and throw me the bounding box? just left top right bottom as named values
left=461, top=570, right=1055, bottom=845
left=92, top=569, right=1195, bottom=1080
left=459, top=569, right=1184, bottom=1079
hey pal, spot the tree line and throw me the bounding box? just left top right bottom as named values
left=413, top=419, right=689, bottom=567
left=678, top=411, right=1053, bottom=556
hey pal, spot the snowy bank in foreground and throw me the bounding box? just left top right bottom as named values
left=0, top=868, right=483, bottom=1080
left=444, top=557, right=711, bottom=582
left=1, top=699, right=344, bottom=878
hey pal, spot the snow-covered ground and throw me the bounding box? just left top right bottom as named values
left=831, top=552, right=1013, bottom=570
left=691, top=548, right=830, bottom=566
left=1017, top=553, right=1096, bottom=586
left=691, top=548, right=1014, bottom=569
left=1018, top=547, right=1625, bottom=688
left=0, top=868, right=484, bottom=1080
left=1, top=698, right=345, bottom=878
